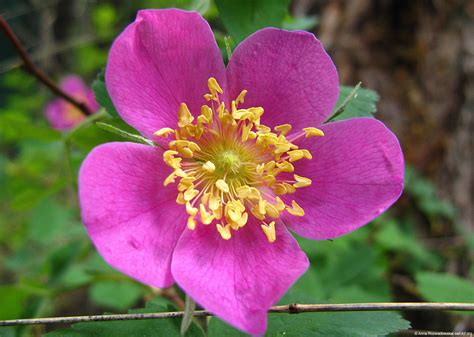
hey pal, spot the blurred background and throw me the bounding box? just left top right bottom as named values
left=0, top=0, right=473, bottom=336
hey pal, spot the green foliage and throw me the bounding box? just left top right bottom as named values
left=43, top=302, right=203, bottom=337
left=416, top=272, right=474, bottom=305
left=208, top=291, right=410, bottom=337
left=92, top=70, right=119, bottom=118
left=89, top=281, right=144, bottom=311
left=215, top=0, right=290, bottom=43
left=329, top=84, right=379, bottom=121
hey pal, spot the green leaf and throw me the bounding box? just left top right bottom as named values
left=209, top=290, right=410, bottom=336
left=89, top=281, right=144, bottom=311
left=282, top=15, right=319, bottom=31
left=181, top=295, right=196, bottom=335
left=95, top=122, right=154, bottom=145
left=92, top=70, right=119, bottom=118
left=43, top=303, right=204, bottom=337
left=0, top=286, right=29, bottom=320
left=27, top=198, right=74, bottom=245
left=208, top=308, right=410, bottom=337
left=0, top=112, right=61, bottom=143
left=215, top=0, right=290, bottom=43
left=416, top=272, right=474, bottom=305
left=329, top=84, right=379, bottom=121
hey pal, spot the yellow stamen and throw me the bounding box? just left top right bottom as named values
left=275, top=124, right=292, bottom=136
left=294, top=174, right=312, bottom=188
left=158, top=77, right=322, bottom=241
left=215, top=179, right=230, bottom=193
left=154, top=127, right=175, bottom=137
left=216, top=223, right=231, bottom=240
left=202, top=161, right=216, bottom=173
left=261, top=221, right=276, bottom=243
left=286, top=200, right=305, bottom=216
left=303, top=127, right=324, bottom=137
left=178, top=103, right=194, bottom=127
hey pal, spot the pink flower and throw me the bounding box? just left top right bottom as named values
left=78, top=9, right=404, bottom=336
left=45, top=75, right=99, bottom=130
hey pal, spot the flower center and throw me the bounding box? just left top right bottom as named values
left=154, top=78, right=324, bottom=242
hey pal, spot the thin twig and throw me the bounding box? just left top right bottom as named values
left=0, top=302, right=472, bottom=327
left=0, top=15, right=92, bottom=115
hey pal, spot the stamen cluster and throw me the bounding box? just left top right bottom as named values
left=155, top=78, right=324, bottom=242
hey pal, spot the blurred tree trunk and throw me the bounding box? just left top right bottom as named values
left=315, top=0, right=473, bottom=231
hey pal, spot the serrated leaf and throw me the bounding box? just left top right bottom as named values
left=215, top=0, right=290, bottom=43
left=92, top=70, right=119, bottom=118
left=329, top=85, right=379, bottom=121
left=43, top=303, right=204, bottom=337
left=208, top=290, right=410, bottom=337
left=416, top=272, right=474, bottom=306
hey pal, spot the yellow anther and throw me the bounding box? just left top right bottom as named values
left=274, top=143, right=291, bottom=155
left=286, top=200, right=305, bottom=216
left=256, top=124, right=271, bottom=134
left=261, top=221, right=276, bottom=243
left=154, top=127, right=175, bottom=137
left=303, top=127, right=325, bottom=138
left=176, top=192, right=186, bottom=205
left=301, top=149, right=312, bottom=160
left=232, top=109, right=253, bottom=120
left=276, top=160, right=294, bottom=172
left=174, top=168, right=187, bottom=178
left=208, top=193, right=220, bottom=211
left=178, top=147, right=194, bottom=158
left=184, top=188, right=199, bottom=201
left=275, top=124, right=292, bottom=136
left=235, top=90, right=247, bottom=105
left=247, top=131, right=257, bottom=139
left=241, top=122, right=253, bottom=142
left=263, top=175, right=276, bottom=186
left=164, top=172, right=177, bottom=186
left=236, top=185, right=251, bottom=198
left=216, top=223, right=232, bottom=240
left=202, top=161, right=216, bottom=173
left=256, top=163, right=265, bottom=175
left=208, top=77, right=223, bottom=95
left=294, top=174, right=312, bottom=188
left=287, top=150, right=304, bottom=162
left=200, top=204, right=215, bottom=224
left=274, top=184, right=287, bottom=195
left=265, top=202, right=280, bottom=218
left=251, top=205, right=266, bottom=220
left=213, top=204, right=223, bottom=220
left=264, top=161, right=276, bottom=171
left=178, top=103, right=194, bottom=127
left=187, top=215, right=197, bottom=230
left=258, top=199, right=267, bottom=215
left=186, top=202, right=198, bottom=216
left=216, top=179, right=230, bottom=193
left=247, top=187, right=261, bottom=200
left=274, top=197, right=286, bottom=211
left=201, top=105, right=213, bottom=123
left=282, top=182, right=296, bottom=194
left=163, top=150, right=178, bottom=160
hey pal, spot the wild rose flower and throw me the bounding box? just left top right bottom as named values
left=45, top=75, right=99, bottom=130
left=78, top=9, right=404, bottom=336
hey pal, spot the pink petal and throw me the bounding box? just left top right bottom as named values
left=171, top=220, right=309, bottom=335
left=106, top=9, right=226, bottom=138
left=45, top=100, right=85, bottom=131
left=227, top=28, right=339, bottom=129
left=282, top=118, right=404, bottom=240
left=79, top=142, right=186, bottom=287
left=60, top=75, right=99, bottom=113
